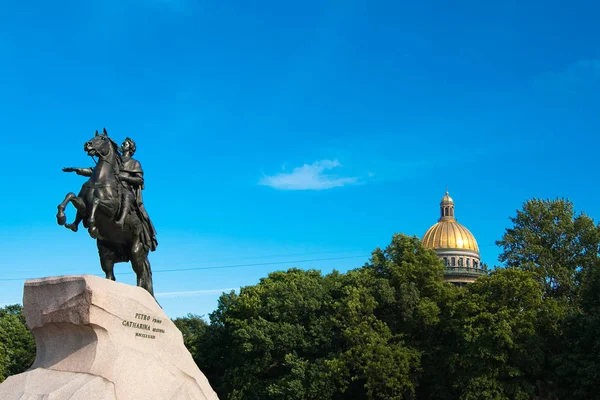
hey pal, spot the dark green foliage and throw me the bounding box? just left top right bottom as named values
left=196, top=266, right=422, bottom=399
left=364, top=234, right=461, bottom=399
left=496, top=198, right=600, bottom=304
left=495, top=198, right=600, bottom=398
left=172, top=313, right=208, bottom=365
left=448, top=269, right=548, bottom=399
left=0, top=304, right=35, bottom=383
left=553, top=259, right=600, bottom=399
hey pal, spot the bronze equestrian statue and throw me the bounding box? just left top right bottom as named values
left=57, top=129, right=157, bottom=297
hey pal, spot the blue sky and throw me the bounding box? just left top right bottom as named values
left=1, top=0, right=599, bottom=318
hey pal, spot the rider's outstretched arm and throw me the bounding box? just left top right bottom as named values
left=63, top=167, right=93, bottom=176
left=76, top=168, right=93, bottom=176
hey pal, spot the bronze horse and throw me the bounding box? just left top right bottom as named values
left=56, top=130, right=154, bottom=296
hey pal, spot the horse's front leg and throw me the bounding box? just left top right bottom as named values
left=65, top=196, right=86, bottom=232
left=88, top=198, right=119, bottom=239
left=56, top=192, right=77, bottom=226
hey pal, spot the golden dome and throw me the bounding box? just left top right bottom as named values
left=422, top=220, right=479, bottom=252
left=421, top=190, right=480, bottom=253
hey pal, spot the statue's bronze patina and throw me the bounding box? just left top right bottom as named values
left=57, top=129, right=157, bottom=296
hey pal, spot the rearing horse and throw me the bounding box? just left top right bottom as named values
left=56, top=130, right=154, bottom=297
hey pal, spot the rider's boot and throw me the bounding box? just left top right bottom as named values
left=116, top=193, right=132, bottom=227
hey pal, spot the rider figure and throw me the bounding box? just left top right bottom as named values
left=119, top=137, right=158, bottom=252
left=62, top=137, right=157, bottom=252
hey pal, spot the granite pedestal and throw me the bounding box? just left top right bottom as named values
left=0, top=275, right=219, bottom=400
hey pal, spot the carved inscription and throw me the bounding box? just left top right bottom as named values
left=136, top=332, right=156, bottom=339
left=122, top=312, right=166, bottom=339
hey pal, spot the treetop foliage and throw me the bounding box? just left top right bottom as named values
left=496, top=197, right=600, bottom=304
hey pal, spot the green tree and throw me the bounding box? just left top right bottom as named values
left=448, top=268, right=550, bottom=400
left=0, top=304, right=35, bottom=383
left=172, top=313, right=208, bottom=363
left=554, top=258, right=600, bottom=399
left=495, top=197, right=600, bottom=397
left=172, top=312, right=229, bottom=392
left=200, top=266, right=422, bottom=400
left=496, top=198, right=600, bottom=304
left=364, top=233, right=460, bottom=399
left=0, top=340, right=7, bottom=383
left=329, top=268, right=421, bottom=400
left=205, top=268, right=339, bottom=399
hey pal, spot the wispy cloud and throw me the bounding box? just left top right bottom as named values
left=535, top=58, right=600, bottom=95
left=259, top=159, right=360, bottom=191
left=155, top=288, right=237, bottom=299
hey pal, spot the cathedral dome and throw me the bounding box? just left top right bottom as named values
left=422, top=190, right=484, bottom=286
left=421, top=191, right=479, bottom=253
left=422, top=220, right=479, bottom=252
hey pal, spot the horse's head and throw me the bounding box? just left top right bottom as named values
left=84, top=129, right=123, bottom=165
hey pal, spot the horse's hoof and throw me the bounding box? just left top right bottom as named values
left=65, top=223, right=78, bottom=232
left=57, top=212, right=66, bottom=226
left=89, top=226, right=98, bottom=239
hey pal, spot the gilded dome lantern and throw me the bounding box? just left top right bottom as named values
left=422, top=191, right=485, bottom=286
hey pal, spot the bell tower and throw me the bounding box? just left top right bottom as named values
left=439, top=191, right=455, bottom=221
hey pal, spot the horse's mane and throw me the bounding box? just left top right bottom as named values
left=100, top=128, right=123, bottom=167
left=108, top=138, right=124, bottom=167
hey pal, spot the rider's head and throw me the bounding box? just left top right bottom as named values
left=121, top=137, right=137, bottom=156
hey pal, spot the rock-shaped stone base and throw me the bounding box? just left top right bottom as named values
left=0, top=275, right=219, bottom=400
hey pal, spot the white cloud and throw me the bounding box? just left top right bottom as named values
left=155, top=288, right=236, bottom=299
left=259, top=159, right=359, bottom=191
